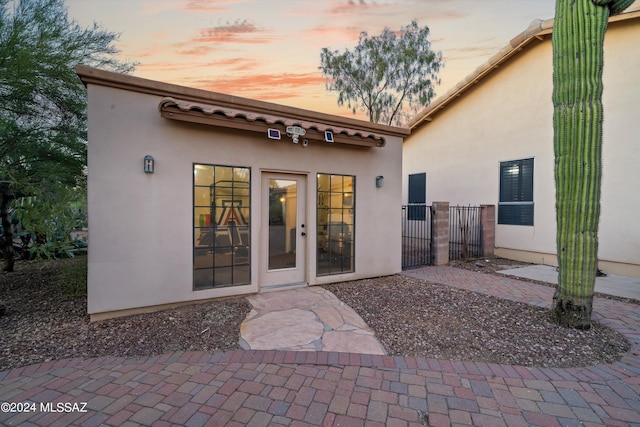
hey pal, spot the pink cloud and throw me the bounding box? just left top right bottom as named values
left=321, top=0, right=467, bottom=31
left=188, top=20, right=279, bottom=45
left=175, top=45, right=218, bottom=56
left=202, top=57, right=260, bottom=72
left=303, top=24, right=362, bottom=44
left=189, top=72, right=327, bottom=100
left=181, top=0, right=236, bottom=12
left=137, top=61, right=201, bottom=72
left=326, top=0, right=387, bottom=16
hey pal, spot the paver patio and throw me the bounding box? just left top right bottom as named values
left=1, top=266, right=638, bottom=426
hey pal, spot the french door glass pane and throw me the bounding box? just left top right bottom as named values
left=268, top=179, right=297, bottom=270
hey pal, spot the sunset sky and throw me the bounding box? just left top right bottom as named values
left=66, top=0, right=639, bottom=120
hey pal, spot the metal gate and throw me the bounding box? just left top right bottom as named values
left=401, top=204, right=432, bottom=269
left=449, top=205, right=482, bottom=260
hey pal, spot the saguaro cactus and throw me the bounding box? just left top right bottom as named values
left=551, top=0, right=633, bottom=328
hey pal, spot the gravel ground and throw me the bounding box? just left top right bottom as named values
left=0, top=258, right=250, bottom=372
left=0, top=257, right=631, bottom=372
left=324, top=274, right=630, bottom=368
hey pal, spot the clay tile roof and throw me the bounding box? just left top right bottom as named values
left=158, top=97, right=389, bottom=147
left=76, top=65, right=410, bottom=148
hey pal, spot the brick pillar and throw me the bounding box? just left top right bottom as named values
left=431, top=202, right=450, bottom=266
left=480, top=204, right=495, bottom=257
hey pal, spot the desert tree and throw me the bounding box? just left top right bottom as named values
left=0, top=0, right=135, bottom=271
left=320, top=20, right=443, bottom=126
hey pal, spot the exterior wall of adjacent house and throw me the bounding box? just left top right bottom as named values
left=86, top=83, right=403, bottom=319
left=403, top=18, right=640, bottom=277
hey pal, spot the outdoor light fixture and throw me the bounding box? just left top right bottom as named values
left=324, top=131, right=334, bottom=143
left=144, top=155, right=155, bottom=174
left=286, top=125, right=306, bottom=144
left=375, top=176, right=384, bottom=188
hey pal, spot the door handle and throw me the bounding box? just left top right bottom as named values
left=301, top=232, right=306, bottom=236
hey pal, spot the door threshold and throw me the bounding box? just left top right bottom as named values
left=260, top=282, right=308, bottom=293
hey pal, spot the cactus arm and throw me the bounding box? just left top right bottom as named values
left=592, top=0, right=635, bottom=15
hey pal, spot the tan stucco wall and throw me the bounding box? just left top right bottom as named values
left=403, top=20, right=640, bottom=277
left=87, top=85, right=403, bottom=317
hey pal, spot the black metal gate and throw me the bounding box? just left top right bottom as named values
left=449, top=205, right=482, bottom=260
left=401, top=204, right=432, bottom=269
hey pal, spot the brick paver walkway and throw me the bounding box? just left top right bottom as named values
left=1, top=266, right=639, bottom=426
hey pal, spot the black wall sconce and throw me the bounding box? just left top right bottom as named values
left=144, top=155, right=155, bottom=174
left=376, top=176, right=384, bottom=188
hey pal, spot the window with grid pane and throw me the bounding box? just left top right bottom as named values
left=498, top=158, right=534, bottom=226
left=316, top=174, right=355, bottom=276
left=193, top=164, right=251, bottom=290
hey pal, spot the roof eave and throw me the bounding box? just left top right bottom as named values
left=408, top=9, right=640, bottom=131
left=76, top=65, right=410, bottom=139
left=158, top=97, right=388, bottom=147
left=407, top=18, right=554, bottom=130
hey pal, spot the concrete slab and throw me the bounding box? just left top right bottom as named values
left=497, top=264, right=640, bottom=301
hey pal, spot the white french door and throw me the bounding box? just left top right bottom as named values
left=260, top=173, right=307, bottom=288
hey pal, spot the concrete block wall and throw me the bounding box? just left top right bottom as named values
left=431, top=202, right=450, bottom=266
